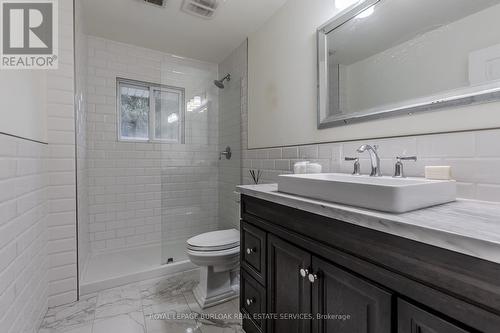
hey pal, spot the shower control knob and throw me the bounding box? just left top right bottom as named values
left=246, top=298, right=255, bottom=306
left=299, top=268, right=309, bottom=278
left=308, top=273, right=319, bottom=283
left=246, top=247, right=256, bottom=255
left=219, top=146, right=232, bottom=160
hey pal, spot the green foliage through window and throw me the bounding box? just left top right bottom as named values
left=118, top=79, right=184, bottom=143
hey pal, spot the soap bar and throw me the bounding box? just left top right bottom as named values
left=293, top=161, right=309, bottom=174
left=306, top=163, right=322, bottom=174
left=293, top=161, right=322, bottom=174
left=425, top=166, right=452, bottom=180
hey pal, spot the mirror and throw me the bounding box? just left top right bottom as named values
left=317, top=0, right=500, bottom=128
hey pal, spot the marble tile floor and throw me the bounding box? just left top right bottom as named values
left=38, top=270, right=243, bottom=333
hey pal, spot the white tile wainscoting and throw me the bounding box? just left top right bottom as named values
left=242, top=129, right=500, bottom=203
left=46, top=0, right=79, bottom=307
left=0, top=3, right=78, bottom=333
left=0, top=135, right=49, bottom=333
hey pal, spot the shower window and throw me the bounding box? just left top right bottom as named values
left=117, top=78, right=185, bottom=143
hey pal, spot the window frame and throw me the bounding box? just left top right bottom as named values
left=116, top=77, right=185, bottom=143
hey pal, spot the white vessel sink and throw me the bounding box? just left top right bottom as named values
left=277, top=173, right=456, bottom=213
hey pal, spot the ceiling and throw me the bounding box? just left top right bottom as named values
left=83, top=0, right=287, bottom=63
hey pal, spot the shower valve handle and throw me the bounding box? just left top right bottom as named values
left=219, top=146, right=232, bottom=160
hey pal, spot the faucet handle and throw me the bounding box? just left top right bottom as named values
left=394, top=156, right=417, bottom=178
left=397, top=156, right=417, bottom=162
left=345, top=157, right=361, bottom=176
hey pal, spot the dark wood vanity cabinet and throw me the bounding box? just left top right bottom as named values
left=267, top=234, right=311, bottom=333
left=240, top=195, right=500, bottom=333
left=312, top=256, right=392, bottom=333
left=266, top=234, right=392, bottom=333
left=397, top=299, right=470, bottom=333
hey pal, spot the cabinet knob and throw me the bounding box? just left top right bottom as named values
left=299, top=268, right=309, bottom=278
left=246, top=298, right=255, bottom=306
left=246, top=247, right=256, bottom=255
left=308, top=273, right=319, bottom=283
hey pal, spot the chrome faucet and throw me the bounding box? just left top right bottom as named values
left=393, top=156, right=417, bottom=178
left=357, top=145, right=382, bottom=177
left=345, top=157, right=361, bottom=176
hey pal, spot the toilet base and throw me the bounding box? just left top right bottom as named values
left=192, top=266, right=238, bottom=309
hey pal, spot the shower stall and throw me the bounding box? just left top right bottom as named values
left=76, top=35, right=245, bottom=295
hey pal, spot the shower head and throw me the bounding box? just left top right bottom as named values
left=214, top=79, right=225, bottom=89
left=214, top=73, right=231, bottom=89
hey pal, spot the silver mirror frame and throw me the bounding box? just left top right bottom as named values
left=317, top=0, right=500, bottom=129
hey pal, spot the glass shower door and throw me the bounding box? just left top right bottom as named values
left=160, top=58, right=220, bottom=264
left=218, top=76, right=242, bottom=231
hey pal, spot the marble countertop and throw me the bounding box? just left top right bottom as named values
left=237, top=183, right=500, bottom=265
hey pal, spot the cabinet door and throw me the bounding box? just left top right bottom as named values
left=268, top=235, right=312, bottom=333
left=312, top=257, right=392, bottom=333
left=398, top=299, right=471, bottom=333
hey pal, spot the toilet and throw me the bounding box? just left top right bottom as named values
left=186, top=229, right=240, bottom=309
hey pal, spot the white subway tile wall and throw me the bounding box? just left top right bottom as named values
left=0, top=135, right=49, bottom=333
left=218, top=41, right=247, bottom=231
left=242, top=129, right=500, bottom=202
left=86, top=36, right=220, bottom=255
left=75, top=0, right=90, bottom=283
left=0, top=2, right=78, bottom=323
left=46, top=0, right=78, bottom=307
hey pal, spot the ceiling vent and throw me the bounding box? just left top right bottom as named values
left=143, top=0, right=166, bottom=7
left=181, top=0, right=219, bottom=19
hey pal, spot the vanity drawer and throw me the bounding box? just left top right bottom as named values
left=241, top=270, right=267, bottom=333
left=241, top=221, right=266, bottom=285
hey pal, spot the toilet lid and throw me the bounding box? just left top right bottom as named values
left=187, top=229, right=239, bottom=251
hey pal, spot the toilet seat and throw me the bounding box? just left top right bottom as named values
left=187, top=246, right=239, bottom=257
left=187, top=229, right=239, bottom=252
left=187, top=243, right=239, bottom=252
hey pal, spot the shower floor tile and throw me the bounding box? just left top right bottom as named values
left=83, top=246, right=161, bottom=283
left=80, top=244, right=195, bottom=295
